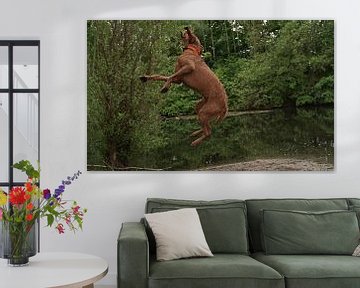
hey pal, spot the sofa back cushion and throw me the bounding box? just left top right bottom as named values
left=246, top=198, right=349, bottom=252
left=348, top=198, right=360, bottom=207
left=261, top=209, right=359, bottom=255
left=145, top=198, right=249, bottom=254
left=347, top=199, right=360, bottom=228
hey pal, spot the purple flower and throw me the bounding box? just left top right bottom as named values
left=54, top=171, right=82, bottom=199
left=43, top=189, right=51, bottom=200
left=54, top=189, right=63, bottom=198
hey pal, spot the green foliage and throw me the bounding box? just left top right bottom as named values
left=313, top=75, right=334, bottom=104
left=12, top=160, right=40, bottom=180
left=220, top=20, right=334, bottom=111
left=87, top=20, right=180, bottom=168
left=160, top=85, right=197, bottom=117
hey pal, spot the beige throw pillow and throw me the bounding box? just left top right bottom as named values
left=145, top=208, right=213, bottom=261
left=353, top=244, right=360, bottom=256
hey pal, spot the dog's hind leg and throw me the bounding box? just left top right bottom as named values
left=191, top=111, right=212, bottom=147
left=190, top=129, right=203, bottom=137
left=191, top=124, right=210, bottom=146
left=195, top=98, right=207, bottom=114
left=190, top=98, right=207, bottom=138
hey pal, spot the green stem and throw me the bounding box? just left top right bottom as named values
left=8, top=222, right=31, bottom=259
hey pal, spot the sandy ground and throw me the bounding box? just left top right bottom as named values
left=200, top=158, right=334, bottom=171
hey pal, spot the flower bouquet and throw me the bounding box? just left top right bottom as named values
left=0, top=160, right=87, bottom=266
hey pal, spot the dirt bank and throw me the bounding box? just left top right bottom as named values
left=200, top=158, right=333, bottom=171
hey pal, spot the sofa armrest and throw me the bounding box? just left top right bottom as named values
left=118, top=222, right=149, bottom=288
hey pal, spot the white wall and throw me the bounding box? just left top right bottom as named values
left=1, top=0, right=360, bottom=286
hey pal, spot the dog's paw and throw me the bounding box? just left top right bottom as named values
left=139, top=76, right=148, bottom=82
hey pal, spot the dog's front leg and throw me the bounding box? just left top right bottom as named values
left=140, top=74, right=169, bottom=83
left=160, top=62, right=195, bottom=93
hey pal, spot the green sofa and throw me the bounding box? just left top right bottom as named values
left=118, top=198, right=360, bottom=288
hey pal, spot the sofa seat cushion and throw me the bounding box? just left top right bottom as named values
left=149, top=254, right=284, bottom=288
left=252, top=252, right=360, bottom=288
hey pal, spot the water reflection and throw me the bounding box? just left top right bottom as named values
left=136, top=106, right=334, bottom=171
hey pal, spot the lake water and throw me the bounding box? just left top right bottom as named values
left=131, top=106, right=334, bottom=171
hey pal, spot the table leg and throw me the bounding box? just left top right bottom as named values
left=82, top=284, right=94, bottom=288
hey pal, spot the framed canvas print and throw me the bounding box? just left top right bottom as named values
left=87, top=20, right=334, bottom=171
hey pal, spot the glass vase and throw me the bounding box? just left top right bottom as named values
left=0, top=220, right=37, bottom=266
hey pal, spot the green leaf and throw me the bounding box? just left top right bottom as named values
left=13, top=160, right=40, bottom=180
left=47, top=214, right=55, bottom=227
left=45, top=205, right=60, bottom=217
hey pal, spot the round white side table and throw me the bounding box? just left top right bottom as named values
left=0, top=252, right=108, bottom=288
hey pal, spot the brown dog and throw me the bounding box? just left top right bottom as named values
left=140, top=27, right=228, bottom=146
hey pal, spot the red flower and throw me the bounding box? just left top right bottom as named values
left=56, top=223, right=65, bottom=234
left=26, top=203, right=34, bottom=210
left=72, top=205, right=80, bottom=215
left=25, top=182, right=33, bottom=192
left=65, top=214, right=71, bottom=225
left=26, top=214, right=33, bottom=221
left=9, top=187, right=26, bottom=205
left=24, top=193, right=31, bottom=201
